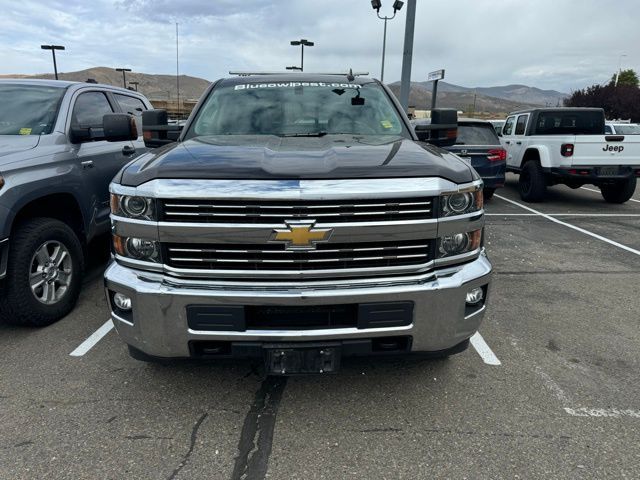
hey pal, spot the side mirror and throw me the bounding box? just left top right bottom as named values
left=142, top=109, right=183, bottom=148
left=413, top=109, right=458, bottom=147
left=103, top=113, right=138, bottom=142
left=69, top=127, right=93, bottom=144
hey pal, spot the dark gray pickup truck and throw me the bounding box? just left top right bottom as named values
left=0, top=79, right=152, bottom=326
left=104, top=73, right=493, bottom=373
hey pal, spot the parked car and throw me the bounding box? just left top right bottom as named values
left=502, top=108, right=640, bottom=202
left=605, top=123, right=640, bottom=135
left=0, top=79, right=152, bottom=326
left=104, top=73, right=492, bottom=371
left=488, top=120, right=505, bottom=137
left=412, top=118, right=506, bottom=200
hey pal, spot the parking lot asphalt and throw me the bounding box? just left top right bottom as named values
left=1, top=173, right=639, bottom=479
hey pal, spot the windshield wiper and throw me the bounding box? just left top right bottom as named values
left=279, top=131, right=328, bottom=137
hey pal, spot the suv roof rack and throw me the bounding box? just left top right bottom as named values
left=228, top=71, right=369, bottom=77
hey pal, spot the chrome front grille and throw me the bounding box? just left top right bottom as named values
left=160, top=197, right=434, bottom=224
left=165, top=239, right=432, bottom=274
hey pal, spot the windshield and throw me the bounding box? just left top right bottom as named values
left=185, top=81, right=408, bottom=139
left=456, top=124, right=500, bottom=145
left=612, top=124, right=640, bottom=135
left=0, top=84, right=66, bottom=135
left=533, top=111, right=604, bottom=135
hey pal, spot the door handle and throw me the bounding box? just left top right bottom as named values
left=504, top=141, right=511, bottom=145
left=122, top=145, right=136, bottom=156
left=81, top=160, right=94, bottom=169
left=516, top=141, right=522, bottom=145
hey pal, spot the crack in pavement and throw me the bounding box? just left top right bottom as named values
left=167, top=412, right=208, bottom=480
left=231, top=376, right=288, bottom=480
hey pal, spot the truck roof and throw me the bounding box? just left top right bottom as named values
left=508, top=107, right=604, bottom=116
left=218, top=73, right=376, bottom=87
left=0, top=78, right=144, bottom=95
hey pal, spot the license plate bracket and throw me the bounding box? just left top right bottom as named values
left=265, top=344, right=341, bottom=375
left=598, top=166, right=619, bottom=176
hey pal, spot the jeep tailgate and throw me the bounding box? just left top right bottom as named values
left=571, top=135, right=640, bottom=166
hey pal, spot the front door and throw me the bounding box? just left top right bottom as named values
left=69, top=90, right=135, bottom=230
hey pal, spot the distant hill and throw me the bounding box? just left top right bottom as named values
left=387, top=82, right=543, bottom=113
left=2, top=68, right=567, bottom=112
left=410, top=81, right=568, bottom=108
left=0, top=67, right=211, bottom=101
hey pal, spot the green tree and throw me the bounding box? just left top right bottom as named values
left=609, top=69, right=639, bottom=87
left=565, top=84, right=640, bottom=122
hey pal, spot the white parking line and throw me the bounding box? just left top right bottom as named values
left=487, top=213, right=640, bottom=217
left=470, top=332, right=501, bottom=366
left=495, top=194, right=640, bottom=257
left=580, top=186, right=640, bottom=203
left=69, top=319, right=114, bottom=357
left=565, top=407, right=640, bottom=418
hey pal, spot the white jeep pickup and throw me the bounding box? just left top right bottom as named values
left=501, top=108, right=640, bottom=203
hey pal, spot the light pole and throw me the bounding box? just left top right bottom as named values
left=614, top=53, right=627, bottom=87
left=371, top=1, right=404, bottom=82
left=129, top=81, right=139, bottom=92
left=290, top=39, right=314, bottom=72
left=115, top=68, right=131, bottom=88
left=40, top=45, right=65, bottom=80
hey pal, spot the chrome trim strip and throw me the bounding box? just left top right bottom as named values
left=115, top=254, right=164, bottom=273
left=464, top=304, right=486, bottom=320
left=156, top=219, right=438, bottom=244
left=437, top=210, right=485, bottom=236
left=115, top=178, right=480, bottom=200
left=161, top=260, right=437, bottom=279
left=112, top=311, right=134, bottom=327
left=187, top=324, right=414, bottom=339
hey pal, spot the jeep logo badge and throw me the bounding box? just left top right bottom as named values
left=270, top=221, right=333, bottom=250
left=603, top=144, right=624, bottom=152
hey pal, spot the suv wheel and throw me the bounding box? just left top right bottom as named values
left=519, top=161, right=547, bottom=202
left=600, top=177, right=637, bottom=204
left=0, top=218, right=84, bottom=327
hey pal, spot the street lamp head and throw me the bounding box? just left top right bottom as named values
left=116, top=68, right=132, bottom=72
left=291, top=40, right=301, bottom=46
left=392, top=0, right=404, bottom=12
left=41, top=45, right=65, bottom=51
left=371, top=0, right=382, bottom=12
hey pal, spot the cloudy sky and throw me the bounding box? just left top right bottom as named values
left=1, top=0, right=638, bottom=93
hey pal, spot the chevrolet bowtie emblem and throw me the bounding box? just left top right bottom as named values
left=271, top=221, right=333, bottom=250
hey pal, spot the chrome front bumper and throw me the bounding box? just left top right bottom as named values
left=104, top=254, right=493, bottom=358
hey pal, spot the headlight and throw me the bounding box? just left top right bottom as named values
left=438, top=229, right=482, bottom=258
left=440, top=188, right=483, bottom=217
left=113, top=235, right=161, bottom=263
left=110, top=194, right=156, bottom=220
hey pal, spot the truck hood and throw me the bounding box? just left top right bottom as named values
left=120, top=135, right=475, bottom=186
left=0, top=135, right=40, bottom=158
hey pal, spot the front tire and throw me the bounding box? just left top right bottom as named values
left=519, top=161, right=547, bottom=202
left=600, top=177, right=637, bottom=204
left=0, top=218, right=84, bottom=327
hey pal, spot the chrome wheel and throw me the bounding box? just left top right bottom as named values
left=29, top=240, right=73, bottom=305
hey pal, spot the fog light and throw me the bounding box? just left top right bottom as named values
left=113, top=293, right=132, bottom=311
left=466, top=287, right=484, bottom=305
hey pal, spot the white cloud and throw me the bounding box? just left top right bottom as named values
left=0, top=0, right=638, bottom=92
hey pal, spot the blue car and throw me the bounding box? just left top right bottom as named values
left=413, top=118, right=506, bottom=200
